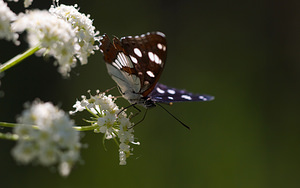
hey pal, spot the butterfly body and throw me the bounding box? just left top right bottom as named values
left=99, top=32, right=214, bottom=109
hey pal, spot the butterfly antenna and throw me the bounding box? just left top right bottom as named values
left=156, top=103, right=191, bottom=130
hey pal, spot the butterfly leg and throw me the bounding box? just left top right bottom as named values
left=129, top=108, right=148, bottom=129
left=129, top=105, right=142, bottom=119
left=117, top=103, right=139, bottom=116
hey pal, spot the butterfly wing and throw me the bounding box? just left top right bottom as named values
left=149, top=83, right=215, bottom=103
left=100, top=32, right=167, bottom=104
left=100, top=32, right=214, bottom=107
left=100, top=33, right=141, bottom=99
left=119, top=32, right=167, bottom=96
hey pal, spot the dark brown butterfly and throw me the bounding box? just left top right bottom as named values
left=99, top=32, right=214, bottom=128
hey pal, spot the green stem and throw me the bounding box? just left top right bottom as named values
left=86, top=107, right=100, bottom=118
left=0, top=44, right=41, bottom=72
left=0, top=132, right=19, bottom=141
left=73, top=124, right=98, bottom=131
left=0, top=121, right=97, bottom=132
left=0, top=122, right=16, bottom=128
left=112, top=136, right=119, bottom=146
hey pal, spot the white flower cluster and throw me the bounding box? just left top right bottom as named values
left=0, top=0, right=19, bottom=44
left=12, top=100, right=81, bottom=176
left=49, top=4, right=100, bottom=65
left=71, top=91, right=139, bottom=165
left=7, top=0, right=33, bottom=8
left=12, top=10, right=78, bottom=76
left=10, top=4, right=100, bottom=76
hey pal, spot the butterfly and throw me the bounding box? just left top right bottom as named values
left=99, top=31, right=214, bottom=128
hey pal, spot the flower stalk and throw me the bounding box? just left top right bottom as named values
left=0, top=122, right=17, bottom=128
left=0, top=121, right=98, bottom=132
left=0, top=132, right=19, bottom=141
left=0, top=44, right=41, bottom=72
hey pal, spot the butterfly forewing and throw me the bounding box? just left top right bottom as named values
left=149, top=83, right=215, bottom=103
left=120, top=32, right=167, bottom=96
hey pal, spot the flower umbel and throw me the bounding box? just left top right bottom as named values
left=12, top=100, right=81, bottom=176
left=49, top=4, right=100, bottom=65
left=0, top=0, right=19, bottom=44
left=10, top=4, right=100, bottom=76
left=71, top=91, right=139, bottom=165
left=12, top=10, right=77, bottom=76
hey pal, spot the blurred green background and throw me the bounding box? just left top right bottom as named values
left=1, top=0, right=300, bottom=187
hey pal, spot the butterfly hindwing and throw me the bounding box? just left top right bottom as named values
left=149, top=83, right=215, bottom=103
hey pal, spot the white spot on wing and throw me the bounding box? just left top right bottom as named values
left=117, top=53, right=126, bottom=66
left=156, top=31, right=166, bottom=37
left=157, top=43, right=163, bottom=50
left=116, top=52, right=134, bottom=68
left=154, top=54, right=161, bottom=65
left=199, top=96, right=207, bottom=101
left=134, top=48, right=142, bottom=57
left=148, top=52, right=155, bottom=62
left=113, top=59, right=122, bottom=69
left=181, top=95, right=192, bottom=100
left=167, top=89, right=175, bottom=95
left=146, top=71, right=155, bottom=78
left=156, top=87, right=165, bottom=94
left=130, top=55, right=138, bottom=64
left=157, top=43, right=166, bottom=51
left=168, top=96, right=174, bottom=100
left=112, top=62, right=121, bottom=69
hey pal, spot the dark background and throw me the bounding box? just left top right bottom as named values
left=0, top=0, right=299, bottom=187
